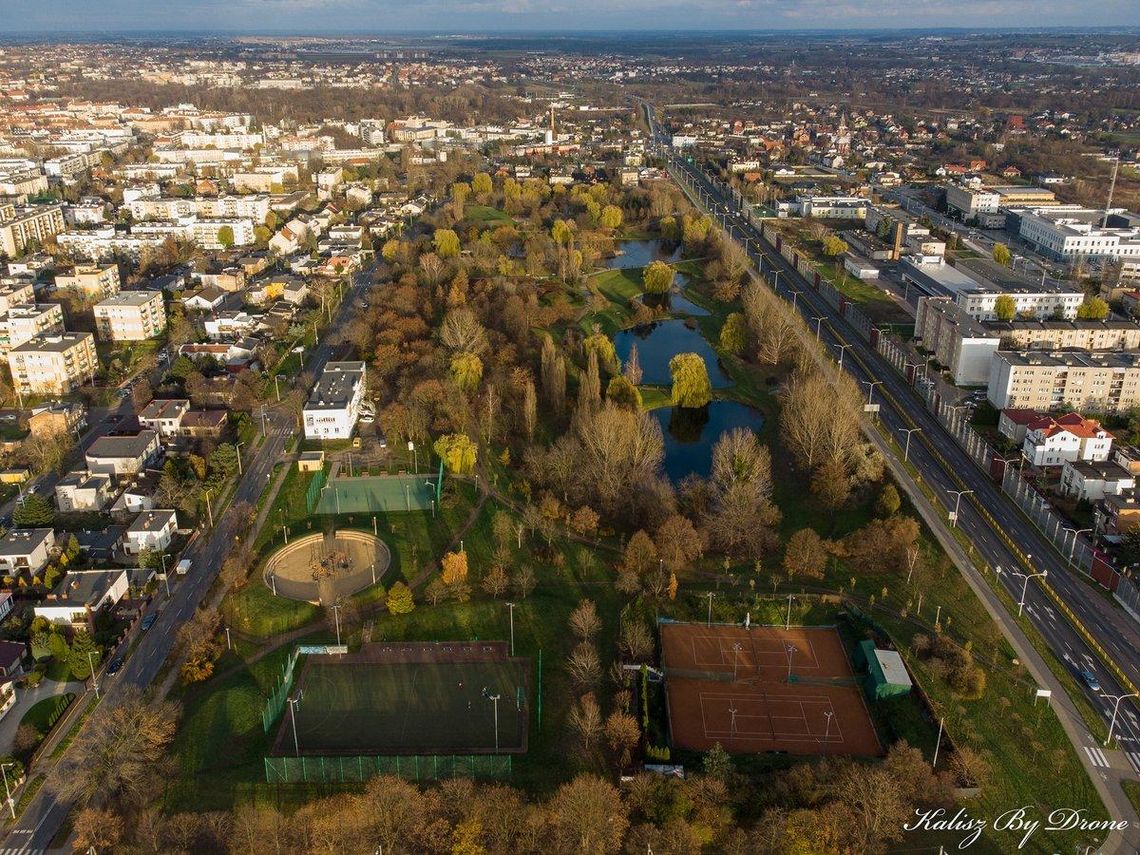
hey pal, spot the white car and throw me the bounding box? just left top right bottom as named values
left=359, top=413, right=375, bottom=424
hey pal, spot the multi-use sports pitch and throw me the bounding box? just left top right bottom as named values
left=660, top=621, right=882, bottom=757
left=272, top=642, right=529, bottom=756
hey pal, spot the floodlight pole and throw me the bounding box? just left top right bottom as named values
left=225, top=626, right=232, bottom=651
left=331, top=603, right=341, bottom=646
left=489, top=693, right=501, bottom=753
left=288, top=692, right=304, bottom=756
left=507, top=602, right=516, bottom=656
left=732, top=642, right=743, bottom=682
left=706, top=592, right=714, bottom=627
left=785, top=643, right=797, bottom=682
left=786, top=594, right=794, bottom=630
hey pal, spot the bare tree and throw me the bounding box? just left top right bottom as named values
left=569, top=599, right=602, bottom=642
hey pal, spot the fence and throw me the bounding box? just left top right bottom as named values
left=264, top=753, right=512, bottom=784
left=261, top=647, right=302, bottom=734
left=304, top=467, right=328, bottom=515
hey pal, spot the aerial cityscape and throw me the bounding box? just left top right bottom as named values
left=0, top=8, right=1136, bottom=855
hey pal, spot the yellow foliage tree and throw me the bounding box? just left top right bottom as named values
left=441, top=550, right=469, bottom=586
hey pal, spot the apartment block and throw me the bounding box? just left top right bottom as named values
left=988, top=350, right=1140, bottom=414
left=9, top=332, right=97, bottom=395
left=0, top=205, right=66, bottom=257
left=303, top=361, right=366, bottom=440
left=0, top=304, right=65, bottom=357
left=55, top=264, right=121, bottom=300
left=93, top=290, right=166, bottom=341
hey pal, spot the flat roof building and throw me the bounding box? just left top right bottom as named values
left=303, top=361, right=366, bottom=441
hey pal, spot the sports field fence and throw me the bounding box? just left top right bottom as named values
left=264, top=753, right=512, bottom=784
left=261, top=648, right=302, bottom=734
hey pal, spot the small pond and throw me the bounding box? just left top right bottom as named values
left=613, top=319, right=730, bottom=388
left=637, top=273, right=709, bottom=317
left=652, top=401, right=767, bottom=482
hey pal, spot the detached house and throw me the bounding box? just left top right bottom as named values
left=123, top=510, right=178, bottom=556
left=55, top=470, right=113, bottom=512
left=137, top=399, right=189, bottom=441
left=1022, top=414, right=1113, bottom=469
left=0, top=528, right=55, bottom=577
left=35, top=568, right=129, bottom=629
left=86, top=430, right=160, bottom=478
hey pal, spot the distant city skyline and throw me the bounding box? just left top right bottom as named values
left=1, top=0, right=1138, bottom=34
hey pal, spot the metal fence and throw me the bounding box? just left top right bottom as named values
left=261, top=648, right=302, bottom=734
left=264, top=753, right=512, bottom=784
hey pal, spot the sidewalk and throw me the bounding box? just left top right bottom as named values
left=0, top=678, right=84, bottom=757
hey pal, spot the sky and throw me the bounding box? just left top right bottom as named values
left=0, top=0, right=1137, bottom=33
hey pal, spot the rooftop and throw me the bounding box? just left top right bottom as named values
left=0, top=527, right=53, bottom=557
left=87, top=430, right=158, bottom=460
left=305, top=361, right=365, bottom=411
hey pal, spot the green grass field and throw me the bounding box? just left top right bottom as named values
left=282, top=658, right=528, bottom=755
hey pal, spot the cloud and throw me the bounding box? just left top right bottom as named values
left=0, top=0, right=1136, bottom=31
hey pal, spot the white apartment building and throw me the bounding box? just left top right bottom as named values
left=191, top=218, right=255, bottom=250
left=9, top=332, right=97, bottom=395
left=776, top=195, right=867, bottom=220
left=54, top=264, right=121, bottom=300
left=56, top=228, right=170, bottom=261
left=123, top=509, right=179, bottom=556
left=988, top=350, right=1140, bottom=414
left=0, top=304, right=65, bottom=356
left=0, top=205, right=66, bottom=257
left=126, top=194, right=270, bottom=223
left=94, top=291, right=167, bottom=341
left=303, top=361, right=366, bottom=440
left=0, top=280, right=34, bottom=314
left=1014, top=206, right=1140, bottom=262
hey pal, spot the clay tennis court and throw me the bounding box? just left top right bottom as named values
left=660, top=622, right=882, bottom=756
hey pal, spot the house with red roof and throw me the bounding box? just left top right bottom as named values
left=1022, top=413, right=1114, bottom=468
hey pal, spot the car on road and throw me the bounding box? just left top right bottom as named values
left=107, top=656, right=124, bottom=675
left=140, top=612, right=158, bottom=632
left=1079, top=668, right=1101, bottom=692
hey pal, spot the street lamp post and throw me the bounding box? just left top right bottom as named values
left=87, top=650, right=100, bottom=699
left=1101, top=692, right=1139, bottom=748
left=835, top=343, right=851, bottom=372
left=235, top=440, right=244, bottom=476
left=204, top=489, right=214, bottom=528
left=995, top=565, right=1048, bottom=617
left=0, top=762, right=14, bottom=819
left=947, top=489, right=973, bottom=528
left=159, top=553, right=170, bottom=597
left=898, top=427, right=921, bottom=463
left=1063, top=527, right=1093, bottom=566
left=811, top=316, right=826, bottom=340
left=861, top=380, right=882, bottom=405
left=331, top=602, right=341, bottom=646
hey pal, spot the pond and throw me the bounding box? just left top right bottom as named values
left=637, top=273, right=709, bottom=317
left=613, top=319, right=731, bottom=388
left=653, top=401, right=767, bottom=482
left=604, top=239, right=681, bottom=270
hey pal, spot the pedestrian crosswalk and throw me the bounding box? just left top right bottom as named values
left=0, top=847, right=43, bottom=855
left=1085, top=745, right=1110, bottom=767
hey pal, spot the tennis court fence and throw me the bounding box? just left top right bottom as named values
left=662, top=667, right=735, bottom=683
left=261, top=648, right=302, bottom=734
left=264, top=754, right=512, bottom=784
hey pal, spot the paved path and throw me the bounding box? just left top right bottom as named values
left=0, top=680, right=83, bottom=758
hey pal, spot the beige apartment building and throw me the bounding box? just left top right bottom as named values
left=988, top=351, right=1140, bottom=414
left=0, top=205, right=66, bottom=257
left=0, top=304, right=65, bottom=356
left=9, top=332, right=97, bottom=396
left=54, top=264, right=121, bottom=301
left=93, top=291, right=166, bottom=341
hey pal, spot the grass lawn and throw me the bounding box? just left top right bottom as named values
left=465, top=205, right=513, bottom=225
left=21, top=692, right=74, bottom=734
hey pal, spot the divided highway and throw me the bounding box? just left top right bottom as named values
left=642, top=104, right=1140, bottom=771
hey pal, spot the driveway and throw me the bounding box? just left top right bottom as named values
left=0, top=678, right=84, bottom=757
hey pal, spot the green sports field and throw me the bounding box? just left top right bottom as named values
left=279, top=659, right=529, bottom=755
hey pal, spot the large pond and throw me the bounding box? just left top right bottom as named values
left=653, top=401, right=766, bottom=482
left=604, top=239, right=681, bottom=269
left=613, top=319, right=731, bottom=388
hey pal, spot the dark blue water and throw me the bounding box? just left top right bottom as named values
left=613, top=320, right=730, bottom=388
left=605, top=239, right=681, bottom=269
left=653, top=401, right=766, bottom=482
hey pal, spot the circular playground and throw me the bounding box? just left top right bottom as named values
left=263, top=530, right=391, bottom=604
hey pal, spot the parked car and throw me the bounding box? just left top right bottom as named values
left=107, top=657, right=124, bottom=675
left=140, top=612, right=158, bottom=632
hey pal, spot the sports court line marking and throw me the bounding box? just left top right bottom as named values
left=697, top=690, right=846, bottom=745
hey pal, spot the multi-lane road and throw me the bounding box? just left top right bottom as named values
left=643, top=100, right=1140, bottom=831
